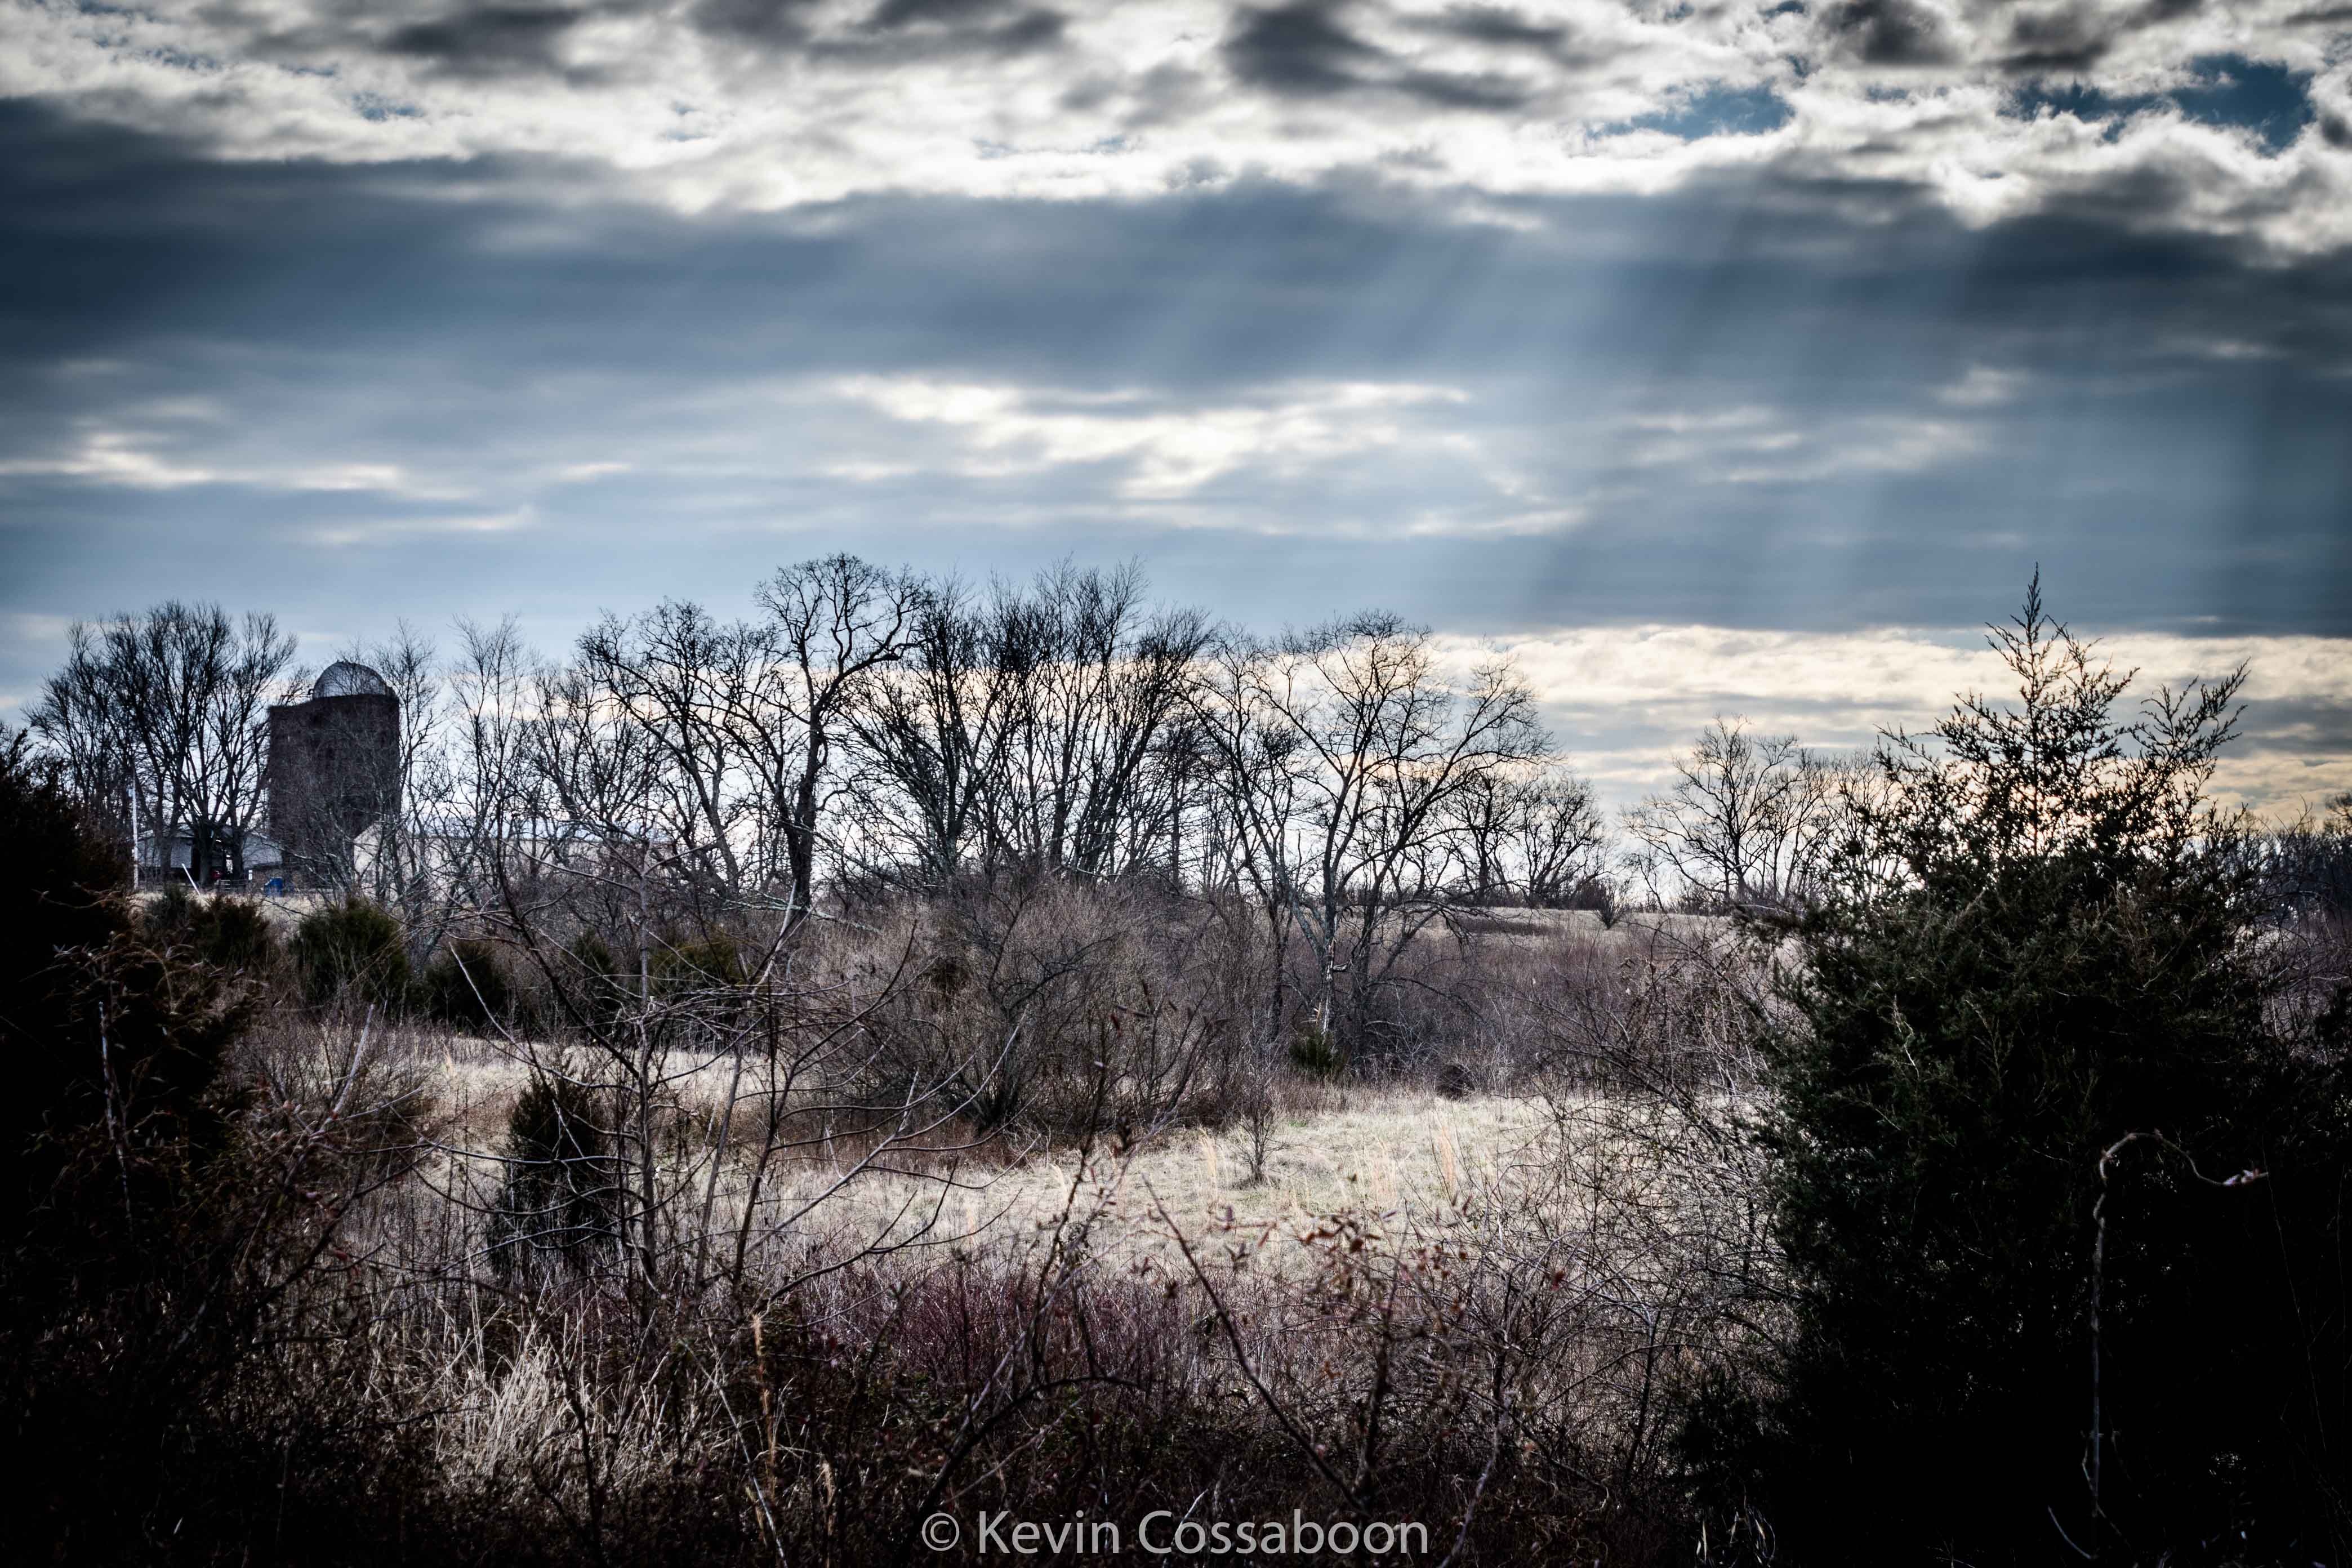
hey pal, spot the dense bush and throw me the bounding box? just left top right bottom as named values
left=144, top=883, right=284, bottom=976
left=556, top=927, right=630, bottom=1034
left=653, top=930, right=746, bottom=991
left=1288, top=1021, right=1346, bottom=1078
left=420, top=936, right=515, bottom=1029
left=292, top=896, right=412, bottom=1010
left=0, top=736, right=425, bottom=1564
left=843, top=874, right=1257, bottom=1137
left=1723, top=588, right=2352, bottom=1562
left=0, top=735, right=248, bottom=1250
left=488, top=1066, right=616, bottom=1282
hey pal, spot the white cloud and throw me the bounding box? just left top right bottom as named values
left=299, top=506, right=535, bottom=547
left=0, top=426, right=458, bottom=497
left=8, top=0, right=2349, bottom=252
left=1610, top=407, right=1982, bottom=485
left=1936, top=364, right=2030, bottom=407
left=830, top=374, right=1502, bottom=512
left=1437, top=623, right=2352, bottom=812
left=0, top=430, right=223, bottom=489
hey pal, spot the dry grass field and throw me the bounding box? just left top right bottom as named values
left=289, top=983, right=1769, bottom=1568
left=415, top=1025, right=1560, bottom=1271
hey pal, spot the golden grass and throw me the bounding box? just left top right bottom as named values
left=376, top=1023, right=1560, bottom=1280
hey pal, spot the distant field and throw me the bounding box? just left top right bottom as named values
left=413, top=1028, right=1559, bottom=1275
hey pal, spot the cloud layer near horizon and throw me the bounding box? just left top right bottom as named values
left=1454, top=623, right=2352, bottom=810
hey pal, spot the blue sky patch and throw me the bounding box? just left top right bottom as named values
left=1620, top=82, right=1794, bottom=140
left=2007, top=55, right=2313, bottom=155
left=2173, top=56, right=2313, bottom=154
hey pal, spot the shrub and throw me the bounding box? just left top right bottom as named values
left=488, top=1067, right=618, bottom=1282
left=420, top=937, right=514, bottom=1030
left=145, top=883, right=283, bottom=975
left=1288, top=1021, right=1345, bottom=1079
left=0, top=734, right=245, bottom=1232
left=1735, top=583, right=2352, bottom=1562
left=292, top=897, right=412, bottom=1010
left=653, top=931, right=745, bottom=991
left=558, top=928, right=630, bottom=1034
left=0, top=734, right=379, bottom=1563
left=854, top=876, right=1253, bottom=1138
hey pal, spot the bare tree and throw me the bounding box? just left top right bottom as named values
left=1623, top=717, right=1842, bottom=911
left=577, top=600, right=763, bottom=909
left=1513, top=769, right=1614, bottom=908
left=1185, top=629, right=1319, bottom=1045
left=745, top=554, right=921, bottom=930
left=841, top=577, right=1014, bottom=886
left=990, top=561, right=1213, bottom=880
left=335, top=622, right=465, bottom=945
left=32, top=602, right=297, bottom=883
left=439, top=617, right=543, bottom=915
left=1446, top=765, right=1610, bottom=907
left=26, top=625, right=138, bottom=867
left=1199, top=614, right=1551, bottom=1061
left=838, top=563, right=1212, bottom=892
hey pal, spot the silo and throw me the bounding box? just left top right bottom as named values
left=268, top=661, right=400, bottom=885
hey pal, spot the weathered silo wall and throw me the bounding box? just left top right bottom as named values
left=268, top=662, right=400, bottom=884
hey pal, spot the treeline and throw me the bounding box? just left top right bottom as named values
left=25, top=559, right=2352, bottom=1073
left=31, top=559, right=1620, bottom=1064
left=39, top=560, right=2352, bottom=936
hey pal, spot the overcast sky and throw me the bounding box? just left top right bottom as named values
left=3, top=0, right=2349, bottom=808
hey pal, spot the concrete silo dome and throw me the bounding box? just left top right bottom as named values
left=315, top=660, right=393, bottom=700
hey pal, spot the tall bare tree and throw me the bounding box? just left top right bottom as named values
left=746, top=554, right=921, bottom=930
left=1186, top=629, right=1318, bottom=1042
left=1623, top=717, right=1843, bottom=911
left=1447, top=765, right=1611, bottom=907
left=577, top=600, right=763, bottom=908
left=840, top=576, right=1021, bottom=886
left=992, top=562, right=1212, bottom=880
left=32, top=602, right=297, bottom=883
left=1199, top=614, right=1551, bottom=1058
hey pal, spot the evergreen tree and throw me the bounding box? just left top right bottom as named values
left=1747, top=581, right=2350, bottom=1561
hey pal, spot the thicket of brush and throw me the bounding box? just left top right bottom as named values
left=6, top=589, right=2352, bottom=1566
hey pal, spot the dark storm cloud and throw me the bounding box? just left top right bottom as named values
left=1411, top=3, right=1572, bottom=54
left=243, top=0, right=1067, bottom=67
left=380, top=5, right=594, bottom=77
left=1222, top=0, right=1535, bottom=109
left=680, top=0, right=1063, bottom=59
left=1223, top=1, right=1387, bottom=95
left=817, top=0, right=1066, bottom=63
left=232, top=0, right=664, bottom=83
left=1997, top=0, right=2205, bottom=74
left=685, top=0, right=823, bottom=51
left=866, top=0, right=1026, bottom=27
left=1823, top=0, right=1960, bottom=65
